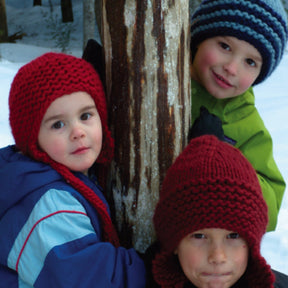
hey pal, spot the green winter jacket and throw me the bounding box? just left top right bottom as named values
left=191, top=79, right=286, bottom=231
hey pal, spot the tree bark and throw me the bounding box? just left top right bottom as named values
left=61, top=0, right=73, bottom=23
left=101, top=0, right=190, bottom=252
left=0, top=0, right=8, bottom=43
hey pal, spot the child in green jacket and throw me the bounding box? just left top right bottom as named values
left=190, top=0, right=288, bottom=231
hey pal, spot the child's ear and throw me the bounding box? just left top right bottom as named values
left=174, top=248, right=178, bottom=255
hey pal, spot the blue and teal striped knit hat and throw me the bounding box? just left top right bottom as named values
left=190, top=0, right=288, bottom=85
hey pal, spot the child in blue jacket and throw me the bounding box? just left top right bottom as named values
left=0, top=52, right=146, bottom=287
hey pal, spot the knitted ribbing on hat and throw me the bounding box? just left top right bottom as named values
left=153, top=135, right=274, bottom=288
left=9, top=52, right=119, bottom=247
left=190, top=0, right=288, bottom=85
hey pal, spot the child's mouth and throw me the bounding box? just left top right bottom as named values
left=213, top=71, right=233, bottom=88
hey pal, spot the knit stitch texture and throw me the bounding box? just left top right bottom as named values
left=153, top=135, right=274, bottom=287
left=9, top=52, right=119, bottom=246
left=190, top=0, right=288, bottom=85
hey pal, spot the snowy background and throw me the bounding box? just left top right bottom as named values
left=1, top=0, right=288, bottom=275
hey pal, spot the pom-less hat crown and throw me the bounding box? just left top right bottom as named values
left=190, top=0, right=288, bottom=85
left=9, top=52, right=119, bottom=246
left=153, top=135, right=274, bottom=287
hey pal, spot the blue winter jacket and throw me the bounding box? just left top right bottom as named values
left=0, top=145, right=146, bottom=288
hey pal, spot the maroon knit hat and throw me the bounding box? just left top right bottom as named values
left=9, top=52, right=119, bottom=246
left=153, top=135, right=274, bottom=287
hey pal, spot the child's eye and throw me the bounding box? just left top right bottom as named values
left=219, top=42, right=231, bottom=51
left=191, top=233, right=206, bottom=239
left=81, top=112, right=92, bottom=121
left=52, top=121, right=64, bottom=129
left=246, top=58, right=256, bottom=67
left=227, top=232, right=240, bottom=239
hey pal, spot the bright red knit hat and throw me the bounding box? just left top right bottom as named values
left=9, top=52, right=113, bottom=164
left=9, top=52, right=119, bottom=246
left=153, top=135, right=274, bottom=287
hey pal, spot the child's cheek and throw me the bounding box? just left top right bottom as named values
left=238, top=75, right=255, bottom=92
left=197, top=49, right=220, bottom=74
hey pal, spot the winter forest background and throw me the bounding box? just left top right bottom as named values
left=1, top=0, right=288, bottom=275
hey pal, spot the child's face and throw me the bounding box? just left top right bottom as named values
left=174, top=228, right=249, bottom=288
left=38, top=91, right=103, bottom=175
left=191, top=36, right=262, bottom=99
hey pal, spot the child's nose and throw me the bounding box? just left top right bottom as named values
left=223, top=59, right=238, bottom=76
left=208, top=244, right=227, bottom=265
left=70, top=124, right=85, bottom=140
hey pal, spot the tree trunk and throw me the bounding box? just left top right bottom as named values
left=100, top=0, right=190, bottom=252
left=0, top=0, right=8, bottom=43
left=61, top=0, right=73, bottom=23
left=83, top=0, right=96, bottom=49
left=33, top=0, right=42, bottom=6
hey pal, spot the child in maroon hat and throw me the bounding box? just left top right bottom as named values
left=0, top=52, right=146, bottom=287
left=146, top=135, right=288, bottom=288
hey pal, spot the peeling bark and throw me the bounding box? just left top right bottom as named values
left=102, top=0, right=190, bottom=252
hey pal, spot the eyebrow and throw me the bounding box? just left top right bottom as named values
left=42, top=105, right=97, bottom=124
left=220, top=36, right=263, bottom=63
left=252, top=55, right=263, bottom=63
